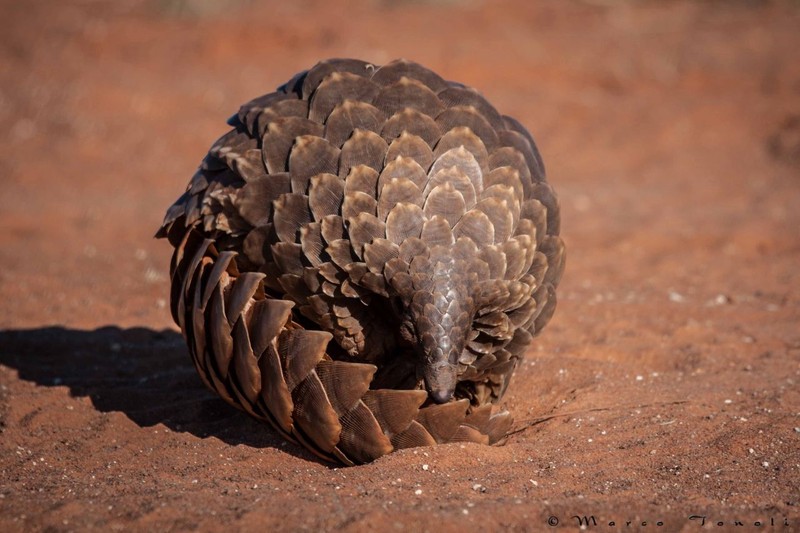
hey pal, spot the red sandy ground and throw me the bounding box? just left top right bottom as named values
left=1, top=1, right=799, bottom=531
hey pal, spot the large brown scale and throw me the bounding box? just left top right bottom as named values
left=157, top=59, right=565, bottom=465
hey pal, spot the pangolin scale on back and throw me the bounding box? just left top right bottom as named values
left=157, top=58, right=565, bottom=465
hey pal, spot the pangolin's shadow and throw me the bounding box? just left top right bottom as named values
left=0, top=326, right=320, bottom=463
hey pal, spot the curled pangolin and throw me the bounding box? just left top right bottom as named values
left=157, top=58, right=565, bottom=465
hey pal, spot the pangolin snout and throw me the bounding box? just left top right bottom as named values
left=423, top=360, right=458, bottom=404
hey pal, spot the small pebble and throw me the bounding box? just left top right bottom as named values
left=668, top=291, right=685, bottom=303
left=707, top=294, right=731, bottom=306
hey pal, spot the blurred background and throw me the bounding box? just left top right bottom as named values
left=1, top=0, right=798, bottom=331
left=1, top=0, right=798, bottom=332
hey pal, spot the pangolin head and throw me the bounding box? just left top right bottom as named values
left=397, top=237, right=483, bottom=404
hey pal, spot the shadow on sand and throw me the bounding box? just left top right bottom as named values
left=0, top=326, right=319, bottom=462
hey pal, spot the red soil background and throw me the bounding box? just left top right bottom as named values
left=1, top=1, right=799, bottom=531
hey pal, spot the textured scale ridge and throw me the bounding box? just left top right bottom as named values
left=158, top=58, right=564, bottom=464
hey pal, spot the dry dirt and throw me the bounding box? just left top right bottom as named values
left=1, top=1, right=799, bottom=531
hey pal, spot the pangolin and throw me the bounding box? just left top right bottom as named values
left=157, top=58, right=565, bottom=465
